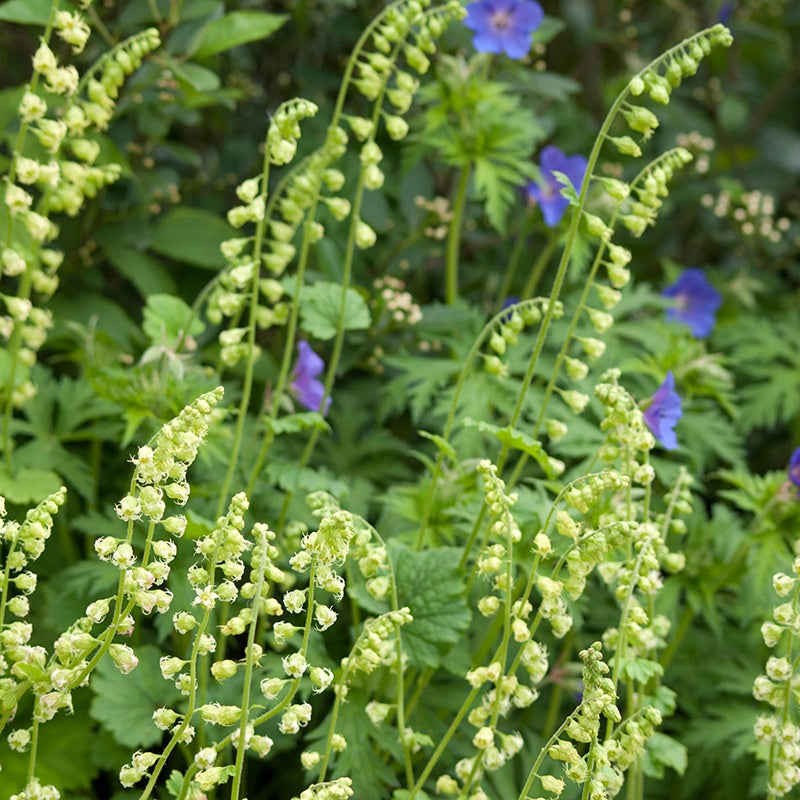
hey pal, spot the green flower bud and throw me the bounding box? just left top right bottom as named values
left=364, top=163, right=384, bottom=190
left=404, top=44, right=430, bottom=73
left=649, top=80, right=671, bottom=104
left=608, top=135, right=642, bottom=157
left=628, top=75, right=645, bottom=95
left=387, top=88, right=413, bottom=113
left=489, top=332, right=506, bottom=355
left=348, top=116, right=374, bottom=141
left=355, top=219, right=376, bottom=249
left=565, top=357, right=588, bottom=381
left=583, top=212, right=613, bottom=241
left=385, top=115, right=409, bottom=141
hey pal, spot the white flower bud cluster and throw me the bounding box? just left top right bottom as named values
left=594, top=369, right=654, bottom=458
left=753, top=562, right=800, bottom=797
left=295, top=776, right=354, bottom=800
left=545, top=643, right=628, bottom=792
left=9, top=778, right=61, bottom=800
left=0, top=490, right=72, bottom=721
left=340, top=608, right=413, bottom=679
left=2, top=29, right=161, bottom=413
left=211, top=106, right=350, bottom=353
left=94, top=389, right=222, bottom=628
left=627, top=24, right=732, bottom=109
left=619, top=147, right=694, bottom=238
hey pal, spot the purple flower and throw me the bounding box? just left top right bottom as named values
left=525, top=145, right=588, bottom=227
left=643, top=371, right=682, bottom=450
left=290, top=341, right=331, bottom=415
left=789, top=447, right=800, bottom=491
left=661, top=268, right=722, bottom=339
left=464, top=0, right=544, bottom=59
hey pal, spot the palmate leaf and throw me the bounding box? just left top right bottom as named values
left=299, top=281, right=371, bottom=340
left=643, top=732, right=688, bottom=779
left=392, top=544, right=471, bottom=669
left=0, top=705, right=99, bottom=795
left=90, top=644, right=181, bottom=748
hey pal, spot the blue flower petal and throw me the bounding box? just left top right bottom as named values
left=526, top=145, right=588, bottom=227
left=291, top=341, right=331, bottom=415
left=464, top=0, right=544, bottom=59
left=789, top=447, right=800, bottom=491
left=662, top=268, right=722, bottom=339
left=643, top=371, right=682, bottom=450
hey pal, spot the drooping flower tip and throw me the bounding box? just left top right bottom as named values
left=525, top=145, right=588, bottom=227
left=661, top=268, right=722, bottom=339
left=464, top=0, right=544, bottom=60
left=643, top=371, right=682, bottom=450
left=789, top=447, right=800, bottom=492
left=290, top=340, right=331, bottom=415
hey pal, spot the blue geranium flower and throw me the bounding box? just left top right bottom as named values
left=643, top=371, right=682, bottom=450
left=661, top=268, right=722, bottom=339
left=789, top=447, right=800, bottom=492
left=464, top=0, right=544, bottom=59
left=525, top=145, right=588, bottom=227
left=290, top=341, right=331, bottom=415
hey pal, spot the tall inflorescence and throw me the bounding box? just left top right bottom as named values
left=207, top=0, right=465, bottom=432
left=753, top=557, right=800, bottom=798
left=501, top=24, right=733, bottom=463
left=1, top=387, right=222, bottom=800
left=1, top=18, right=160, bottom=426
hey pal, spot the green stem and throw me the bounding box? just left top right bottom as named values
left=445, top=165, right=471, bottom=305
left=216, top=158, right=271, bottom=518
left=230, top=529, right=270, bottom=800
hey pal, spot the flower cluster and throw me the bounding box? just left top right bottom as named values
left=1, top=27, right=160, bottom=411
left=209, top=101, right=345, bottom=341
left=753, top=558, right=800, bottom=797
left=485, top=297, right=561, bottom=378
left=0, top=489, right=68, bottom=725
left=702, top=182, right=793, bottom=245
left=90, top=388, right=225, bottom=633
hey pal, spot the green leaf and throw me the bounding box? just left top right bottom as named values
left=150, top=206, right=236, bottom=269
left=90, top=644, right=181, bottom=748
left=264, top=462, right=348, bottom=498
left=192, top=10, right=288, bottom=58
left=142, top=293, right=204, bottom=346
left=418, top=430, right=457, bottom=462
left=100, top=241, right=177, bottom=297
left=621, top=657, right=664, bottom=683
left=464, top=418, right=554, bottom=478
left=393, top=544, right=471, bottom=669
left=299, top=281, right=371, bottom=340
left=264, top=411, right=331, bottom=435
left=0, top=705, right=98, bottom=794
left=0, top=0, right=72, bottom=25
left=170, top=61, right=221, bottom=92
left=644, top=732, right=688, bottom=778
left=0, top=466, right=62, bottom=504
